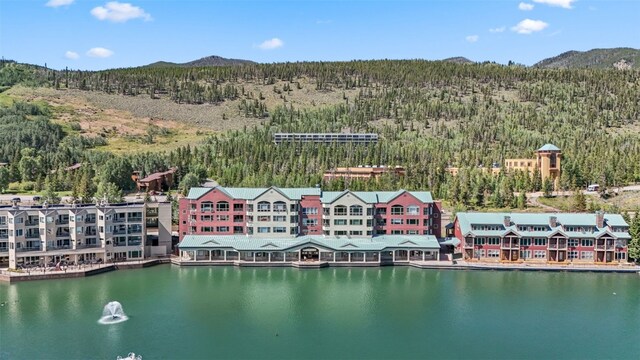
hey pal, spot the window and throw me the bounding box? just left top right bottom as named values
left=534, top=238, right=547, bottom=246
left=406, top=205, right=420, bottom=215
left=334, top=205, right=347, bottom=216
left=568, top=251, right=579, bottom=259
left=349, top=231, right=362, bottom=236
left=615, top=252, right=626, bottom=260
left=488, top=250, right=500, bottom=258
left=200, top=226, right=213, bottom=232
left=391, top=205, right=404, bottom=215
left=273, top=201, right=287, bottom=212
left=581, top=251, right=594, bottom=260
left=233, top=215, right=244, bottom=223
left=520, top=238, right=532, bottom=246
left=334, top=219, right=347, bottom=226
left=407, top=230, right=419, bottom=235
left=200, top=215, right=213, bottom=222
left=534, top=250, right=546, bottom=259
left=200, top=202, right=213, bottom=212
left=334, top=230, right=347, bottom=235
left=349, top=219, right=363, bottom=226
left=303, top=207, right=318, bottom=215
left=273, top=215, right=287, bottom=222
left=233, top=226, right=243, bottom=234
left=216, top=215, right=229, bottom=221
left=216, top=226, right=229, bottom=233
left=273, top=227, right=287, bottom=233
left=487, top=237, right=500, bottom=245
left=128, top=251, right=142, bottom=258
left=16, top=229, right=23, bottom=237
left=390, top=219, right=403, bottom=225
left=581, top=239, right=594, bottom=247
left=216, top=201, right=229, bottom=212
left=258, top=216, right=270, bottom=222
left=474, top=238, right=486, bottom=245
left=233, top=203, right=244, bottom=212
left=349, top=205, right=363, bottom=216
left=376, top=208, right=387, bottom=215
left=568, top=239, right=579, bottom=247
left=391, top=230, right=403, bottom=235
left=476, top=249, right=486, bottom=257
left=407, top=219, right=419, bottom=225
left=257, top=202, right=271, bottom=212
left=303, top=219, right=318, bottom=226
left=257, top=227, right=270, bottom=233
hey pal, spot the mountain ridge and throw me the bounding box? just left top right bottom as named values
left=534, top=48, right=640, bottom=69
left=145, top=55, right=255, bottom=68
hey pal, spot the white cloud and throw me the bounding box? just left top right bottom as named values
left=489, top=26, right=506, bottom=33
left=519, top=2, right=535, bottom=11
left=65, top=51, right=79, bottom=59
left=465, top=35, right=479, bottom=43
left=257, top=38, right=284, bottom=50
left=86, top=47, right=114, bottom=58
left=91, top=2, right=151, bottom=23
left=532, top=0, right=576, bottom=9
left=511, top=19, right=549, bottom=34
left=45, top=0, right=74, bottom=7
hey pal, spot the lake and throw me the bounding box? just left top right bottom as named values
left=1, top=265, right=638, bottom=359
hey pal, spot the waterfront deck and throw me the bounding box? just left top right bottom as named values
left=0, top=258, right=170, bottom=283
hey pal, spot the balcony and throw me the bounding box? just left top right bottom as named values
left=55, top=219, right=69, bottom=225
left=146, top=219, right=159, bottom=228
left=127, top=217, right=143, bottom=223
left=0, top=247, right=7, bottom=253
left=84, top=229, right=97, bottom=236
left=84, top=217, right=96, bottom=224
left=113, top=217, right=127, bottom=223
left=76, top=243, right=101, bottom=249
left=56, top=231, right=70, bottom=238
left=48, top=245, right=71, bottom=250
left=17, top=246, right=41, bottom=252
left=113, top=229, right=127, bottom=235
left=25, top=220, right=39, bottom=227
left=25, top=232, right=41, bottom=239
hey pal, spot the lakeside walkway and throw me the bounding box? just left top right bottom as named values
left=0, top=258, right=170, bottom=283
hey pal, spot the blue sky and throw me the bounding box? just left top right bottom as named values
left=1, top=0, right=639, bottom=70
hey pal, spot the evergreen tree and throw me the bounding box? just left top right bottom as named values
left=572, top=189, right=587, bottom=212
left=627, top=211, right=640, bottom=262
left=0, top=167, right=9, bottom=193
left=542, top=178, right=553, bottom=198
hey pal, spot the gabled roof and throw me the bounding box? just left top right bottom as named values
left=179, top=234, right=440, bottom=251
left=455, top=212, right=630, bottom=238
left=537, top=144, right=560, bottom=151
left=186, top=186, right=321, bottom=200
left=186, top=187, right=213, bottom=200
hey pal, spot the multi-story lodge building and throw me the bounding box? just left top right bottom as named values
left=0, top=202, right=172, bottom=269
left=446, top=144, right=562, bottom=188
left=177, top=186, right=443, bottom=265
left=323, top=166, right=406, bottom=182
left=273, top=133, right=378, bottom=145
left=448, top=211, right=630, bottom=264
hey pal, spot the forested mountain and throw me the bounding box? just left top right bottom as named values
left=443, top=57, right=474, bottom=64
left=145, top=55, right=255, bottom=68
left=1, top=58, right=639, bottom=211
left=534, top=48, right=640, bottom=69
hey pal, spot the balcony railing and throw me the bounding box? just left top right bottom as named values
left=48, top=245, right=71, bottom=250
left=26, top=233, right=40, bottom=239
left=127, top=217, right=143, bottom=223
left=76, top=244, right=101, bottom=249
left=113, top=217, right=127, bottom=223
left=0, top=247, right=7, bottom=252
left=17, top=247, right=41, bottom=252
left=25, top=220, right=39, bottom=227
left=84, top=218, right=96, bottom=224
left=113, top=229, right=127, bottom=235
left=55, top=219, right=69, bottom=225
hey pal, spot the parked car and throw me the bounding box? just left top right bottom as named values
left=32, top=196, right=41, bottom=202
left=11, top=197, right=21, bottom=203
left=587, top=184, right=600, bottom=192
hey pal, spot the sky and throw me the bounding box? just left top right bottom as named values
left=1, top=0, right=639, bottom=70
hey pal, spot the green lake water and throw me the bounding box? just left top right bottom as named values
left=1, top=265, right=639, bottom=360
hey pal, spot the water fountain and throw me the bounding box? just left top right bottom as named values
left=98, top=301, right=129, bottom=324
left=116, top=352, right=142, bottom=360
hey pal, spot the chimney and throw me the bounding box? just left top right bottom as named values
left=503, top=216, right=511, bottom=228
left=549, top=216, right=557, bottom=228
left=595, top=210, right=605, bottom=229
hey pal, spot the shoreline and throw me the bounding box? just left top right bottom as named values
left=2, top=258, right=638, bottom=283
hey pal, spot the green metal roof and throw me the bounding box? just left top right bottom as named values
left=455, top=212, right=630, bottom=239
left=320, top=190, right=434, bottom=204
left=537, top=144, right=561, bottom=151
left=179, top=235, right=441, bottom=251
left=186, top=187, right=212, bottom=200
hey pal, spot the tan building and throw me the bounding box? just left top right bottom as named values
left=0, top=201, right=172, bottom=269
left=447, top=144, right=562, bottom=188
left=323, top=166, right=406, bottom=181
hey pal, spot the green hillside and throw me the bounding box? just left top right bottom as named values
left=1, top=58, right=639, bottom=211
left=534, top=48, right=640, bottom=69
